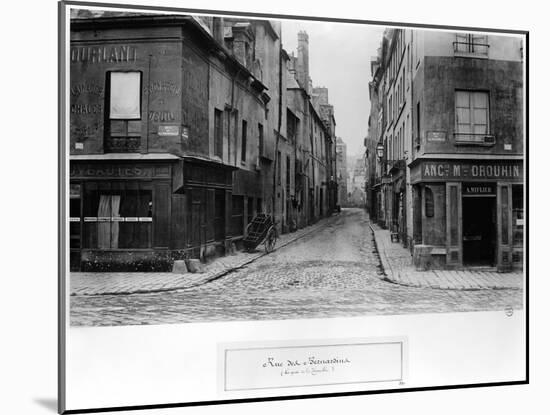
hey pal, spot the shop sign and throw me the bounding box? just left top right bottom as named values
left=70, top=163, right=171, bottom=179
left=419, top=161, right=523, bottom=181
left=158, top=125, right=180, bottom=137
left=70, top=45, right=137, bottom=64
left=427, top=131, right=446, bottom=142
left=463, top=183, right=496, bottom=195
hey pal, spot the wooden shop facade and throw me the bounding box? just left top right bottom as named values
left=68, top=13, right=275, bottom=271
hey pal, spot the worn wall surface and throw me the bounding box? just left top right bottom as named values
left=421, top=184, right=446, bottom=247
left=419, top=56, right=523, bottom=155
left=70, top=26, right=216, bottom=157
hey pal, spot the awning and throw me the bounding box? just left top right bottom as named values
left=70, top=153, right=181, bottom=161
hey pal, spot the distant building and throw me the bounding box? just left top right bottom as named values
left=285, top=31, right=337, bottom=229
left=347, top=156, right=366, bottom=207
left=335, top=137, right=348, bottom=206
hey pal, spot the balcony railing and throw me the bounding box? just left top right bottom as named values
left=453, top=41, right=489, bottom=57
left=454, top=133, right=495, bottom=146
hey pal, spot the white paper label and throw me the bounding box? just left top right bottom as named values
left=221, top=338, right=406, bottom=392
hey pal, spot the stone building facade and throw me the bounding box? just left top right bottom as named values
left=366, top=28, right=524, bottom=271
left=68, top=11, right=336, bottom=271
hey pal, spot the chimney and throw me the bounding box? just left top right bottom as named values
left=297, top=31, right=309, bottom=94
left=212, top=17, right=224, bottom=45
left=231, top=22, right=253, bottom=68
left=313, top=87, right=329, bottom=105
left=288, top=53, right=297, bottom=77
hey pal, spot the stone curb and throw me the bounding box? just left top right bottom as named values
left=369, top=224, right=522, bottom=291
left=71, top=214, right=337, bottom=297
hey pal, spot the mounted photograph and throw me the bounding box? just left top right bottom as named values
left=58, top=1, right=527, bottom=412
left=66, top=6, right=525, bottom=327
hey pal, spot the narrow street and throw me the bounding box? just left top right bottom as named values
left=70, top=208, right=522, bottom=326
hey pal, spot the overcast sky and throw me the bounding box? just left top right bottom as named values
left=281, top=19, right=385, bottom=158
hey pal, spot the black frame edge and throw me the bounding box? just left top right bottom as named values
left=58, top=1, right=67, bottom=414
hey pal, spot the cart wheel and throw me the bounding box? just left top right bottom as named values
left=265, top=229, right=276, bottom=253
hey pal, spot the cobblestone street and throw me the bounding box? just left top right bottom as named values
left=70, top=209, right=523, bottom=326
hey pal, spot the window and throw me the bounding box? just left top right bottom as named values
left=224, top=108, right=231, bottom=163
left=107, top=72, right=142, bottom=152
left=416, top=101, right=421, bottom=145
left=241, top=120, right=247, bottom=162
left=84, top=184, right=153, bottom=249
left=286, top=155, right=291, bottom=193
left=258, top=123, right=264, bottom=158
left=277, top=151, right=282, bottom=185
left=512, top=185, right=524, bottom=247
left=454, top=33, right=489, bottom=56
left=287, top=109, right=298, bottom=143
left=231, top=195, right=244, bottom=236
left=70, top=184, right=81, bottom=250
left=214, top=108, right=223, bottom=158
left=455, top=90, right=490, bottom=143
left=110, top=72, right=141, bottom=119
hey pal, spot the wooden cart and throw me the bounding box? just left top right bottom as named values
left=243, top=214, right=278, bottom=253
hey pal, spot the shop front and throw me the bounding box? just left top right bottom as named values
left=410, top=158, right=524, bottom=271
left=69, top=155, right=235, bottom=271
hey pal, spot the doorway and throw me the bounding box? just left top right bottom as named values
left=214, top=189, right=226, bottom=242
left=462, top=196, right=496, bottom=266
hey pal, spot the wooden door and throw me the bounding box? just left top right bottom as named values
left=446, top=182, right=462, bottom=266
left=497, top=183, right=513, bottom=271
left=188, top=188, right=206, bottom=253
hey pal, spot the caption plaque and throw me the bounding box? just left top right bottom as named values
left=220, top=338, right=407, bottom=393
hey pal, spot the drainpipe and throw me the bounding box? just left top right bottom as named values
left=272, top=39, right=283, bottom=221
left=231, top=68, right=242, bottom=166
left=308, top=104, right=315, bottom=223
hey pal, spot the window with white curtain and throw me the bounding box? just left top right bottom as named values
left=85, top=187, right=153, bottom=249
left=110, top=72, right=141, bottom=119
left=107, top=72, right=142, bottom=151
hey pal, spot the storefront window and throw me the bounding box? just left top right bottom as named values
left=69, top=184, right=81, bottom=249
left=84, top=184, right=152, bottom=249
left=512, top=185, right=524, bottom=247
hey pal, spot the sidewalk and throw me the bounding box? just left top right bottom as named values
left=70, top=215, right=336, bottom=296
left=370, top=223, right=523, bottom=290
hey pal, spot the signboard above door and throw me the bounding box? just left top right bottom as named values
left=462, top=183, right=496, bottom=196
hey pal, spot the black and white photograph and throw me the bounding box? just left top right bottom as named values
left=56, top=0, right=529, bottom=413
left=66, top=6, right=525, bottom=326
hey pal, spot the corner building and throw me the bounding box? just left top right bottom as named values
left=409, top=30, right=524, bottom=271
left=69, top=12, right=281, bottom=271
